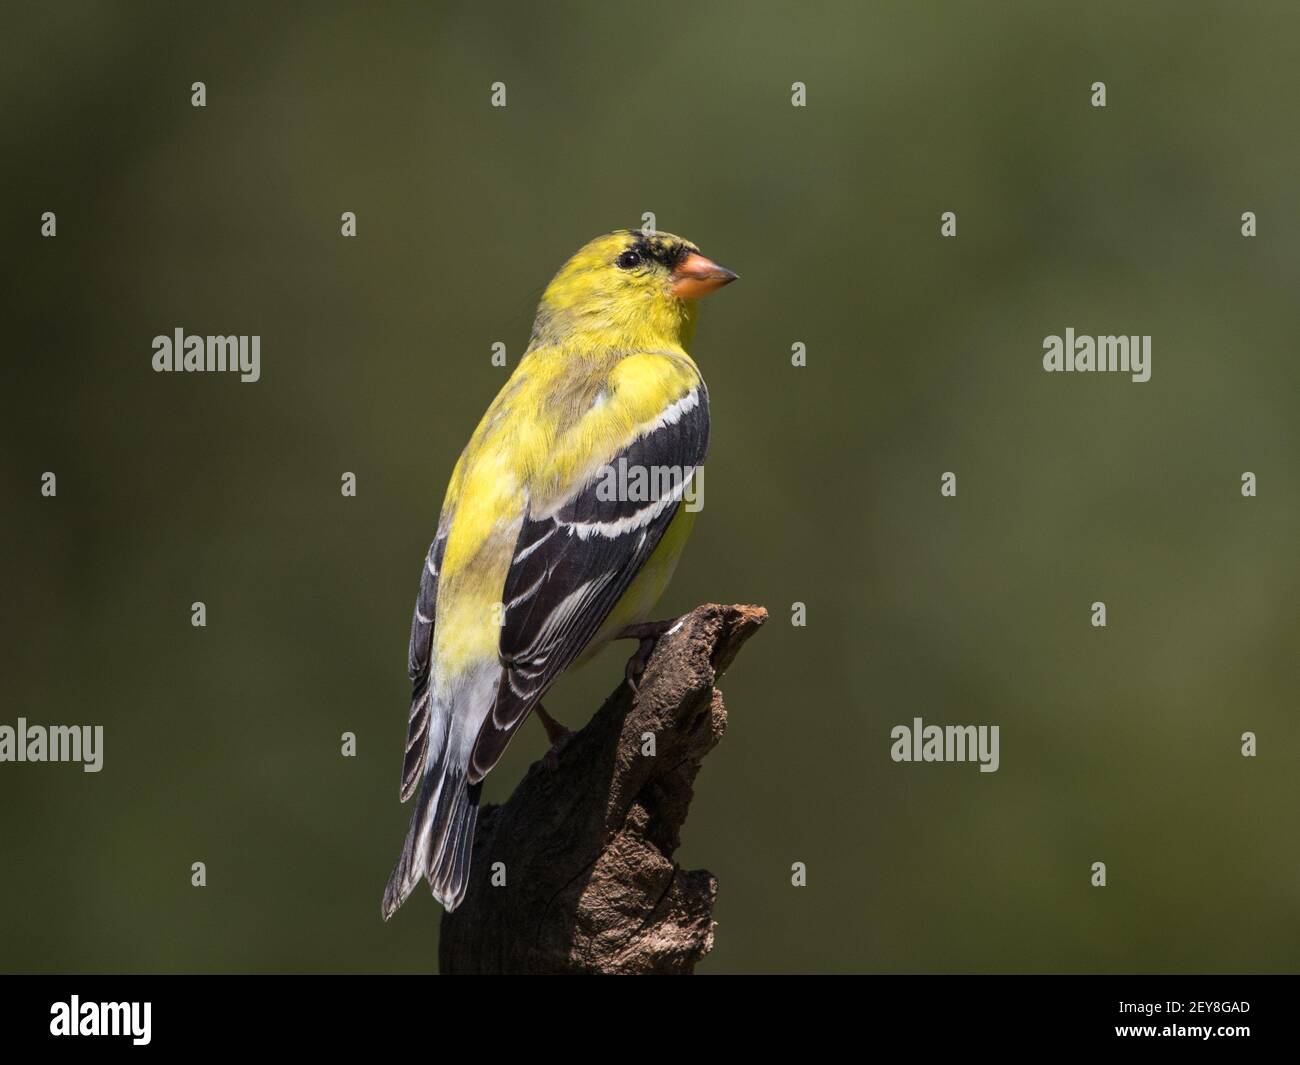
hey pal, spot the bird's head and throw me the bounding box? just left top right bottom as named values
left=531, top=230, right=737, bottom=352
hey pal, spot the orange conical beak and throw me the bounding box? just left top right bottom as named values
left=671, top=252, right=738, bottom=299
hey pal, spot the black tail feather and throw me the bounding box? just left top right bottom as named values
left=382, top=767, right=481, bottom=919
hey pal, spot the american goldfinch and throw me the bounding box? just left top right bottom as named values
left=382, top=230, right=737, bottom=916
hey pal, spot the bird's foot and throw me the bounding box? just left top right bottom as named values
left=534, top=703, right=572, bottom=772
left=616, top=617, right=684, bottom=693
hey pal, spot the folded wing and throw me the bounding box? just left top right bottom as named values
left=468, top=383, right=709, bottom=781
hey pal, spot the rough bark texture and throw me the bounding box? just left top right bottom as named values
left=438, top=603, right=767, bottom=975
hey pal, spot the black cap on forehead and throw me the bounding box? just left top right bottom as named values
left=621, top=230, right=690, bottom=268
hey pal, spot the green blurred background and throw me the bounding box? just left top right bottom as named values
left=2, top=1, right=1297, bottom=973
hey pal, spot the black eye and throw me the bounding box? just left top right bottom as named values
left=615, top=249, right=641, bottom=269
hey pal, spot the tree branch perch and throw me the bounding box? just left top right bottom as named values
left=438, top=603, right=767, bottom=974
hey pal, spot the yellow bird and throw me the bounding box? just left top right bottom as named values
left=383, top=230, right=737, bottom=916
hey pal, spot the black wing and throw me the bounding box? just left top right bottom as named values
left=468, top=384, right=709, bottom=781
left=400, top=528, right=446, bottom=800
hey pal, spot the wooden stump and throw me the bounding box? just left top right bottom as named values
left=438, top=603, right=767, bottom=974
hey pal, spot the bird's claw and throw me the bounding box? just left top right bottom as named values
left=616, top=617, right=682, bottom=694
left=624, top=636, right=657, bottom=694
left=535, top=702, right=572, bottom=771
left=543, top=733, right=571, bottom=772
